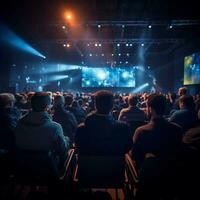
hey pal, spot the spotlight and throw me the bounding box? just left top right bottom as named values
left=95, top=43, right=98, bottom=47
left=63, top=44, right=66, bottom=47
left=98, top=43, right=102, bottom=47
left=66, top=43, right=70, bottom=48
left=62, top=25, right=66, bottom=29
left=117, top=43, right=120, bottom=47
left=129, top=43, right=133, bottom=47
left=169, top=25, right=173, bottom=29
left=118, top=53, right=121, bottom=56
left=98, top=24, right=101, bottom=28
left=89, top=53, right=92, bottom=56
left=148, top=25, right=152, bottom=29
left=66, top=14, right=72, bottom=20
left=125, top=61, right=128, bottom=64
left=43, top=56, right=46, bottom=59
left=111, top=54, right=114, bottom=56
left=141, top=43, right=144, bottom=46
left=81, top=54, right=84, bottom=57
left=81, top=61, right=84, bottom=64
left=101, top=54, right=104, bottom=56
left=119, top=61, right=122, bottom=64
left=126, top=43, right=129, bottom=47
left=122, top=25, right=125, bottom=28
left=126, top=53, right=130, bottom=56
left=87, top=43, right=90, bottom=46
left=148, top=66, right=150, bottom=69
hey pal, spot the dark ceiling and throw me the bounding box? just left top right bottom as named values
left=0, top=0, right=200, bottom=66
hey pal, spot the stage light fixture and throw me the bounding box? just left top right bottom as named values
left=127, top=53, right=130, bottom=56
left=125, top=61, right=128, bottom=64
left=87, top=43, right=90, bottom=46
left=148, top=25, right=152, bottom=29
left=129, top=44, right=133, bottom=47
left=98, top=25, right=101, bottom=28
left=63, top=44, right=66, bottom=47
left=122, top=25, right=125, bottom=28
left=126, top=43, right=129, bottom=47
left=89, top=53, right=92, bottom=57
left=95, top=43, right=98, bottom=47
left=169, top=25, right=173, bottom=29
left=66, top=43, right=70, bottom=48
left=141, top=43, right=144, bottom=46
left=62, top=25, right=66, bottom=29
left=99, top=43, right=102, bottom=47
left=111, top=54, right=114, bottom=56
left=118, top=53, right=121, bottom=56
left=117, top=43, right=120, bottom=47
left=102, top=54, right=104, bottom=56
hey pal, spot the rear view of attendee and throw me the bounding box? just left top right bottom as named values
left=169, top=95, right=198, bottom=132
left=133, top=94, right=182, bottom=168
left=15, top=92, right=69, bottom=170
left=0, top=93, right=21, bottom=151
left=75, top=90, right=132, bottom=156
left=53, top=95, right=77, bottom=145
left=70, top=100, right=86, bottom=124
left=132, top=94, right=182, bottom=199
left=118, top=94, right=145, bottom=122
left=174, top=87, right=188, bottom=109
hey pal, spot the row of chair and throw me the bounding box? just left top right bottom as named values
left=0, top=148, right=139, bottom=199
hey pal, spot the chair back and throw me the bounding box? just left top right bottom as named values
left=76, top=155, right=125, bottom=188
left=14, top=149, right=59, bottom=184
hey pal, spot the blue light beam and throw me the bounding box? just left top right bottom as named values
left=0, top=25, right=45, bottom=58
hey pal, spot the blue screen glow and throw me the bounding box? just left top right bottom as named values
left=82, top=67, right=136, bottom=87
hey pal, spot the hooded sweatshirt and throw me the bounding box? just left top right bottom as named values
left=15, top=111, right=68, bottom=163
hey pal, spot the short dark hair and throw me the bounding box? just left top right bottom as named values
left=65, top=95, right=73, bottom=106
left=128, top=95, right=138, bottom=107
left=94, top=90, right=114, bottom=114
left=147, top=94, right=166, bottom=115
left=179, top=95, right=194, bottom=109
left=31, top=92, right=51, bottom=112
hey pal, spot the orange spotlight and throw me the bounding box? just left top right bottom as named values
left=65, top=12, right=73, bottom=21
left=67, top=14, right=72, bottom=20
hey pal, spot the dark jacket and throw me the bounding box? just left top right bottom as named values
left=75, top=111, right=132, bottom=156
left=0, top=107, right=21, bottom=150
left=133, top=117, right=182, bottom=168
left=169, top=109, right=198, bottom=132
left=53, top=105, right=77, bottom=143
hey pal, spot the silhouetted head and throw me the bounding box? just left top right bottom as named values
left=94, top=90, right=114, bottom=114
left=31, top=92, right=51, bottom=112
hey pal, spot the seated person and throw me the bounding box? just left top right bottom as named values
left=75, top=90, right=132, bottom=156
left=0, top=93, right=21, bottom=151
left=169, top=95, right=198, bottom=132
left=15, top=92, right=69, bottom=170
left=132, top=94, right=182, bottom=169
left=118, top=94, right=145, bottom=122
left=53, top=95, right=77, bottom=145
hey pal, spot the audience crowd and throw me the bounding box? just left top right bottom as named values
left=0, top=86, right=199, bottom=199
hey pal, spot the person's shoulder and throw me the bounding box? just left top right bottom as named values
left=135, top=123, right=151, bottom=134
left=120, top=108, right=129, bottom=113
left=51, top=121, right=63, bottom=130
